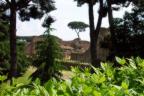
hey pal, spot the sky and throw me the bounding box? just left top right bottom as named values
left=17, top=0, right=132, bottom=41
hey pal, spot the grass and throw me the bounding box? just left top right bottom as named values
left=57, top=59, right=90, bottom=65
left=61, top=70, right=73, bottom=80
left=13, top=66, right=73, bottom=82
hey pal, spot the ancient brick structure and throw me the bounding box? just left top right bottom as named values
left=22, top=27, right=110, bottom=62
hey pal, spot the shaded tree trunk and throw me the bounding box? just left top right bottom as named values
left=89, top=0, right=103, bottom=67
left=8, top=0, right=17, bottom=80
left=107, top=0, right=115, bottom=60
left=93, top=0, right=103, bottom=67
left=75, top=30, right=80, bottom=40
left=88, top=1, right=96, bottom=66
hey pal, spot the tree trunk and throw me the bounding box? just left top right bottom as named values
left=88, top=1, right=96, bottom=66
left=107, top=0, right=115, bottom=60
left=89, top=0, right=103, bottom=67
left=8, top=0, right=17, bottom=81
left=93, top=0, right=103, bottom=67
left=75, top=30, right=80, bottom=40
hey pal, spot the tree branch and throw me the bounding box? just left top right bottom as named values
left=17, top=0, right=32, bottom=10
left=5, top=0, right=11, bottom=5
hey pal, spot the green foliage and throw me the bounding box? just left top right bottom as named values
left=16, top=40, right=30, bottom=73
left=68, top=21, right=89, bottom=39
left=0, top=39, right=30, bottom=75
left=0, top=12, right=10, bottom=75
left=42, top=16, right=55, bottom=28
left=1, top=57, right=144, bottom=95
left=0, top=0, right=56, bottom=21
left=31, top=27, right=63, bottom=84
left=0, top=14, right=30, bottom=75
left=68, top=21, right=89, bottom=32
left=102, top=7, right=144, bottom=59
left=112, top=7, right=144, bottom=58
left=0, top=0, right=56, bottom=79
left=115, top=56, right=126, bottom=65
left=0, top=19, right=9, bottom=41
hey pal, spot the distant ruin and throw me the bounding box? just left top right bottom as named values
left=70, top=28, right=110, bottom=62
left=18, top=27, right=110, bottom=62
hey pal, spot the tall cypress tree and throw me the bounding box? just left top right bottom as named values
left=31, top=16, right=63, bottom=84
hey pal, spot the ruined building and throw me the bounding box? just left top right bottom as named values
left=21, top=27, right=110, bottom=62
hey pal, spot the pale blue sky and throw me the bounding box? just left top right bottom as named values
left=17, top=0, right=132, bottom=41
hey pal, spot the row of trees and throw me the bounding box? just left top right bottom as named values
left=74, top=0, right=144, bottom=65
left=106, top=7, right=144, bottom=59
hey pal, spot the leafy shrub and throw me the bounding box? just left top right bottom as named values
left=1, top=57, right=144, bottom=95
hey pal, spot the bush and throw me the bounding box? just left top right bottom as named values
left=1, top=57, right=144, bottom=95
left=31, top=31, right=63, bottom=84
